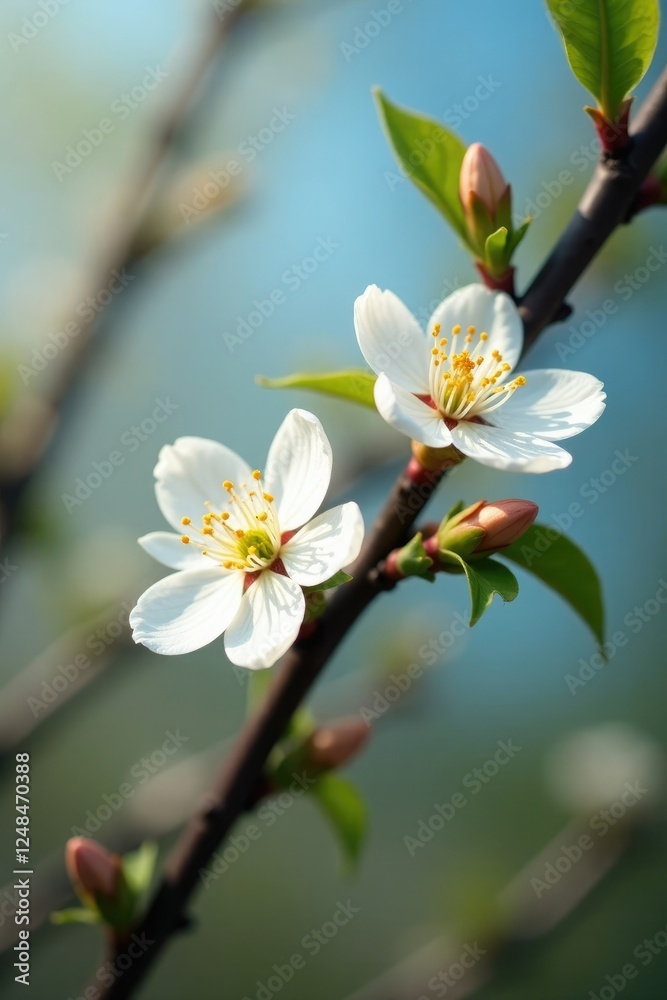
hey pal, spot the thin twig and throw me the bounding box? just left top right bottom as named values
left=88, top=67, right=667, bottom=1000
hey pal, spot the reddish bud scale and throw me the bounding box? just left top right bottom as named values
left=475, top=261, right=516, bottom=296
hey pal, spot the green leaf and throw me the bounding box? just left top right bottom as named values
left=502, top=524, right=604, bottom=645
left=447, top=551, right=519, bottom=627
left=256, top=370, right=376, bottom=409
left=51, top=907, right=99, bottom=926
left=546, top=0, right=660, bottom=121
left=122, top=841, right=158, bottom=899
left=303, top=570, right=352, bottom=595
left=310, top=773, right=367, bottom=872
left=374, top=89, right=470, bottom=242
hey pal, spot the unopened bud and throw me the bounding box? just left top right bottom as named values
left=459, top=143, right=507, bottom=217
left=306, top=718, right=371, bottom=771
left=437, top=499, right=538, bottom=560
left=66, top=837, right=122, bottom=900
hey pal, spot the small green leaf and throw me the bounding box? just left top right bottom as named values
left=546, top=0, right=660, bottom=122
left=122, top=841, right=158, bottom=899
left=374, top=89, right=470, bottom=242
left=502, top=524, right=604, bottom=644
left=310, top=773, right=367, bottom=872
left=303, top=570, right=352, bottom=595
left=447, top=551, right=519, bottom=627
left=484, top=227, right=511, bottom=274
left=51, top=907, right=99, bottom=926
left=395, top=532, right=435, bottom=581
left=256, top=370, right=376, bottom=408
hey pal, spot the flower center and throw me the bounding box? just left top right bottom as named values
left=428, top=322, right=526, bottom=421
left=179, top=469, right=279, bottom=572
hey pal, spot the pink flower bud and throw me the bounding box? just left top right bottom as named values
left=307, top=719, right=371, bottom=771
left=65, top=837, right=121, bottom=900
left=465, top=499, right=538, bottom=553
left=459, top=143, right=507, bottom=216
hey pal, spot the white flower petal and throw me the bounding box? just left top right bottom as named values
left=488, top=369, right=606, bottom=440
left=451, top=421, right=572, bottom=473
left=138, top=531, right=203, bottom=570
left=264, top=409, right=332, bottom=532
left=130, top=567, right=244, bottom=655
left=374, top=374, right=453, bottom=448
left=281, top=502, right=364, bottom=586
left=354, top=285, right=429, bottom=393
left=428, top=285, right=523, bottom=371
left=154, top=437, right=252, bottom=531
left=224, top=571, right=305, bottom=670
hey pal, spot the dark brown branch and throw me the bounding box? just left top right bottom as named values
left=88, top=65, right=667, bottom=1000
left=520, top=65, right=667, bottom=353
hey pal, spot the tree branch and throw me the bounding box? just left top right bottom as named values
left=87, top=66, right=667, bottom=1000
left=520, top=65, right=667, bottom=352
left=0, top=2, right=250, bottom=581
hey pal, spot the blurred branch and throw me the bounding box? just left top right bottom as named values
left=0, top=0, right=253, bottom=588
left=520, top=64, right=667, bottom=353
left=345, top=817, right=639, bottom=1000
left=0, top=600, right=135, bottom=762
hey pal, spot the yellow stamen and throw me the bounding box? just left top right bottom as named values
left=181, top=535, right=190, bottom=544
left=263, top=492, right=274, bottom=502
left=181, top=516, right=191, bottom=526
left=452, top=324, right=461, bottom=335
left=257, top=512, right=268, bottom=522
left=223, top=480, right=234, bottom=491
left=252, top=470, right=262, bottom=480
